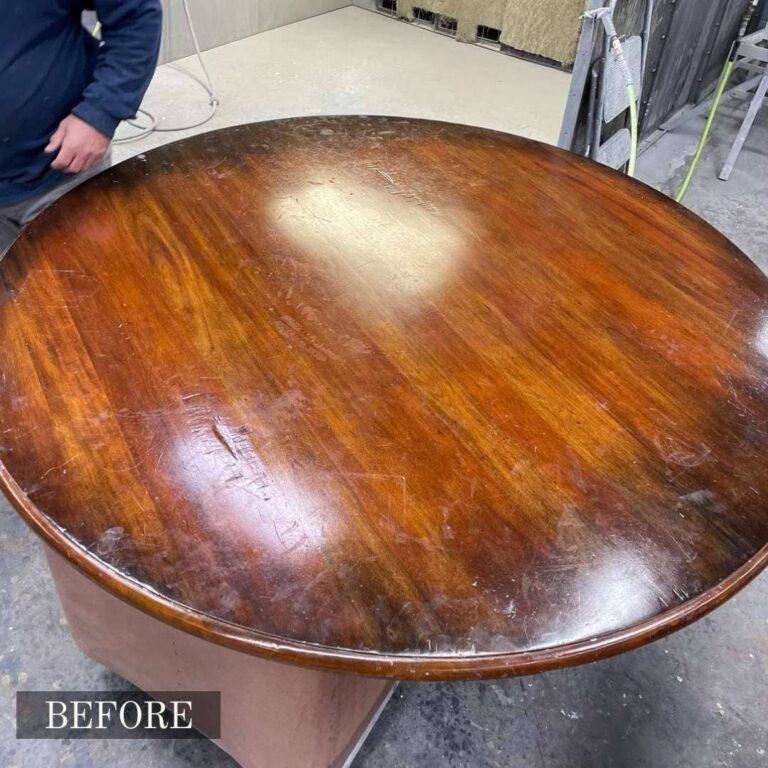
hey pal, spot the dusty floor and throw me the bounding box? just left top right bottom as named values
left=2, top=8, right=768, bottom=768
left=110, top=5, right=570, bottom=159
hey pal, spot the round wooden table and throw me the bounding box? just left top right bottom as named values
left=2, top=116, right=768, bottom=766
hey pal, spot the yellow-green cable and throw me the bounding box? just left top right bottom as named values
left=675, top=59, right=734, bottom=202
left=627, top=83, right=638, bottom=178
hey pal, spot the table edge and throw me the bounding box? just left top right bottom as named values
left=3, top=463, right=767, bottom=680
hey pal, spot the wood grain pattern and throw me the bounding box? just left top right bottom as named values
left=2, top=117, right=768, bottom=680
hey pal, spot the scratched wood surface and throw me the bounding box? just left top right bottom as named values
left=2, top=117, right=768, bottom=680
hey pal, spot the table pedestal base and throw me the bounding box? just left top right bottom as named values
left=45, top=548, right=395, bottom=768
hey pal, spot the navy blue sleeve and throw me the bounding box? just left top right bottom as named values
left=72, top=0, right=162, bottom=138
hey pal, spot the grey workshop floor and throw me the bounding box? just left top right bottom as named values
left=2, top=8, right=768, bottom=768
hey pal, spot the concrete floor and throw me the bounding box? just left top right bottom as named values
left=2, top=7, right=768, bottom=768
left=111, top=5, right=570, bottom=159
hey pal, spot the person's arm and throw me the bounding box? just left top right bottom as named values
left=46, top=0, right=162, bottom=174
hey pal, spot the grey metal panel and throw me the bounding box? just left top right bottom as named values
left=637, top=0, right=676, bottom=132
left=696, top=0, right=756, bottom=99
left=641, top=0, right=710, bottom=134
left=642, top=0, right=751, bottom=136
left=603, top=35, right=642, bottom=122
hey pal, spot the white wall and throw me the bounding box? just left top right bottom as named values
left=159, top=0, right=352, bottom=62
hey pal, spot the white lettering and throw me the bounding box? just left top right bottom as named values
left=119, top=700, right=142, bottom=730
left=170, top=701, right=193, bottom=729
left=145, top=700, right=167, bottom=730
left=95, top=700, right=117, bottom=729
left=71, top=701, right=92, bottom=729
left=46, top=701, right=68, bottom=730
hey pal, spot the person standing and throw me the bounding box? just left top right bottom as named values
left=0, top=0, right=163, bottom=255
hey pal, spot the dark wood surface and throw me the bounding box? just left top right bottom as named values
left=2, top=117, right=768, bottom=680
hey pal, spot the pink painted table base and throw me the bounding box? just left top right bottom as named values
left=46, top=549, right=395, bottom=768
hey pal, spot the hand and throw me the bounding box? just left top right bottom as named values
left=45, top=114, right=111, bottom=174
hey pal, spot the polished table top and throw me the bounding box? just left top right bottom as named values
left=2, top=117, right=768, bottom=680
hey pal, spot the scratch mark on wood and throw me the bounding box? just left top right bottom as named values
left=212, top=416, right=239, bottom=460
